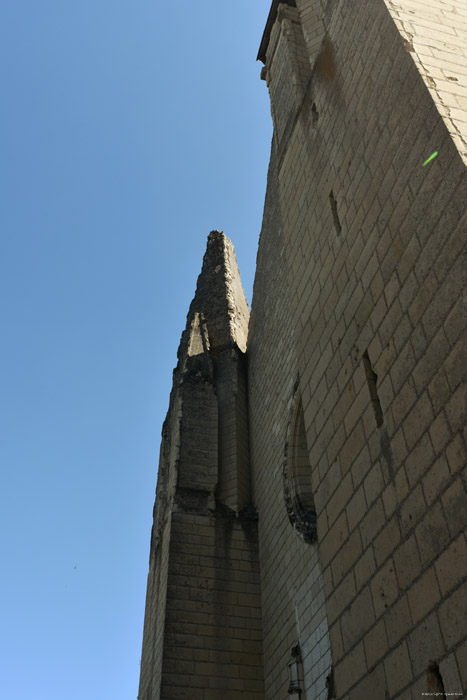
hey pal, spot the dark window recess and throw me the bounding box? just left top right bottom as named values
left=426, top=662, right=446, bottom=698
left=312, top=102, right=319, bottom=126
left=362, top=350, right=383, bottom=427
left=329, top=190, right=341, bottom=234
left=283, top=388, right=318, bottom=544
left=326, top=667, right=336, bottom=699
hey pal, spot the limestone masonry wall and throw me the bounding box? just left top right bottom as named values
left=248, top=144, right=332, bottom=699
left=139, top=1, right=467, bottom=698
left=257, top=0, right=467, bottom=697
left=138, top=233, right=264, bottom=700
left=383, top=0, right=467, bottom=164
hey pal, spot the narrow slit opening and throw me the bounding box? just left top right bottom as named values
left=426, top=661, right=446, bottom=698
left=312, top=102, right=319, bottom=126
left=329, top=190, right=341, bottom=234
left=362, top=349, right=383, bottom=427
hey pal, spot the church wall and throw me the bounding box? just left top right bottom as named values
left=160, top=505, right=264, bottom=700
left=138, top=393, right=182, bottom=700
left=157, top=345, right=264, bottom=700
left=139, top=1, right=467, bottom=697
left=138, top=233, right=265, bottom=699
left=254, top=0, right=467, bottom=697
left=248, top=144, right=332, bottom=700
left=382, top=0, right=467, bottom=165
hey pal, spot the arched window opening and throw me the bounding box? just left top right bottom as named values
left=283, top=382, right=317, bottom=543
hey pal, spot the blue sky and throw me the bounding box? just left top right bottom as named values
left=0, top=2, right=272, bottom=698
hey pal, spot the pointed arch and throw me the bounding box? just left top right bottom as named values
left=283, top=377, right=317, bottom=543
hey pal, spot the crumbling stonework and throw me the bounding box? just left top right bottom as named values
left=138, top=232, right=264, bottom=700
left=139, top=1, right=467, bottom=698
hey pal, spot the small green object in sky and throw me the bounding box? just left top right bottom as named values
left=422, top=151, right=438, bottom=166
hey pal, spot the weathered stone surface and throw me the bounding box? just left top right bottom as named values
left=138, top=232, right=263, bottom=700
left=139, top=1, right=467, bottom=698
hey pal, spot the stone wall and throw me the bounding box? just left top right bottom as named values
left=139, top=2, right=467, bottom=698
left=248, top=144, right=332, bottom=700
left=256, top=0, right=467, bottom=697
left=138, top=233, right=265, bottom=700
left=383, top=0, right=467, bottom=165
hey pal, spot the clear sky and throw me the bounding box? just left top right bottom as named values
left=0, top=2, right=272, bottom=698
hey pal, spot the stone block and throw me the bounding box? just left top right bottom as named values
left=439, top=586, right=467, bottom=650
left=407, top=566, right=441, bottom=625
left=364, top=617, right=389, bottom=669
left=371, top=559, right=399, bottom=618
left=384, top=641, right=412, bottom=696
left=415, top=502, right=451, bottom=567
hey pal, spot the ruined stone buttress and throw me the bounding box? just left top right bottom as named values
left=138, top=232, right=264, bottom=700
